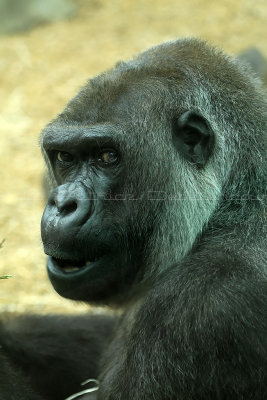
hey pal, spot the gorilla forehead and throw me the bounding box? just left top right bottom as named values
left=58, top=38, right=258, bottom=130
left=48, top=78, right=178, bottom=160
left=42, top=123, right=122, bottom=149
left=61, top=73, right=178, bottom=128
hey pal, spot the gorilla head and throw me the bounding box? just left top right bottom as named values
left=41, top=39, right=266, bottom=305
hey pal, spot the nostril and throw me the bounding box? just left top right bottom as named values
left=48, top=198, right=56, bottom=207
left=59, top=200, right=78, bottom=215
left=43, top=184, right=94, bottom=233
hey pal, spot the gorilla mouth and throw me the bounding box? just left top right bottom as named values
left=51, top=256, right=100, bottom=274
left=46, top=250, right=126, bottom=302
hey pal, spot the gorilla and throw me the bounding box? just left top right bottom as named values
left=40, top=38, right=267, bottom=399
left=1, top=38, right=266, bottom=399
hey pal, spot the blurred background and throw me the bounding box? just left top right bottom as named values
left=0, top=0, right=266, bottom=314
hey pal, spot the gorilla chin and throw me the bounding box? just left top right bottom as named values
left=46, top=253, right=126, bottom=302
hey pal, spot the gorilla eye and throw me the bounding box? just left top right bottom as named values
left=97, top=150, right=118, bottom=165
left=57, top=151, right=74, bottom=162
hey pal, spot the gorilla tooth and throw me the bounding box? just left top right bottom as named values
left=62, top=266, right=80, bottom=273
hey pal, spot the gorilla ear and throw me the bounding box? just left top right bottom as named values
left=172, top=111, right=214, bottom=167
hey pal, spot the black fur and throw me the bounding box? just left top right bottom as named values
left=0, top=314, right=117, bottom=399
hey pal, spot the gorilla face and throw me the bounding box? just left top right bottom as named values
left=41, top=41, right=220, bottom=304
left=41, top=120, right=140, bottom=303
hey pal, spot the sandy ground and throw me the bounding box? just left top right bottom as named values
left=0, top=0, right=266, bottom=314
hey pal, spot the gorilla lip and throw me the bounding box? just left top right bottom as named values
left=51, top=257, right=95, bottom=274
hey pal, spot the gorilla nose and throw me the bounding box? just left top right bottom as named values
left=41, top=182, right=94, bottom=239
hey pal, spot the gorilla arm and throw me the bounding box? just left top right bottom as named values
left=0, top=313, right=117, bottom=400
left=0, top=351, right=44, bottom=400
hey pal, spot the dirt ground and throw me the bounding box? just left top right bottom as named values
left=0, top=0, right=266, bottom=314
